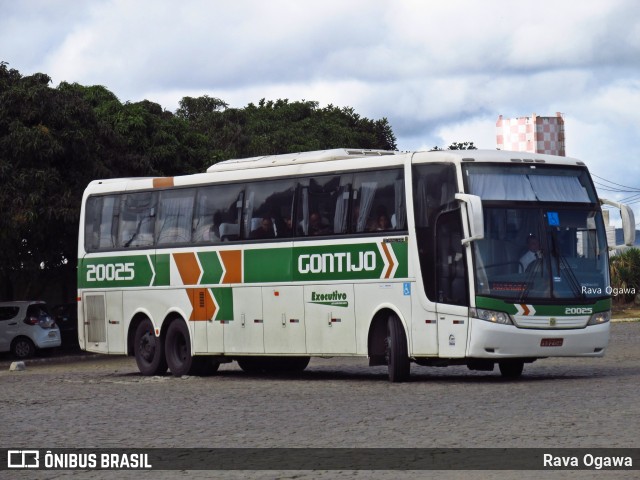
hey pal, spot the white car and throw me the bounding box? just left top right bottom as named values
left=0, top=301, right=61, bottom=359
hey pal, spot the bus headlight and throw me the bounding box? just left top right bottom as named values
left=470, top=308, right=513, bottom=325
left=587, top=311, right=611, bottom=325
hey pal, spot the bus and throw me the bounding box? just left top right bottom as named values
left=77, top=148, right=635, bottom=382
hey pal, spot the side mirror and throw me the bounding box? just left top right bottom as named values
left=455, top=193, right=484, bottom=245
left=600, top=198, right=636, bottom=247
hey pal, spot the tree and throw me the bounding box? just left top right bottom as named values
left=431, top=141, right=478, bottom=151
left=179, top=97, right=397, bottom=161
left=0, top=63, right=400, bottom=300
left=0, top=63, right=104, bottom=299
left=447, top=141, right=477, bottom=150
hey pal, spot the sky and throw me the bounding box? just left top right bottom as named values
left=2, top=0, right=640, bottom=227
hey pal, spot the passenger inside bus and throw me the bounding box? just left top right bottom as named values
left=369, top=206, right=391, bottom=231
left=250, top=217, right=275, bottom=239
left=309, top=212, right=331, bottom=235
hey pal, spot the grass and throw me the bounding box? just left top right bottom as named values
left=611, top=303, right=640, bottom=320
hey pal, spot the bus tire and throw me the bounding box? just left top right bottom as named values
left=265, top=356, right=310, bottom=373
left=386, top=314, right=410, bottom=382
left=499, top=360, right=524, bottom=378
left=134, top=318, right=167, bottom=376
left=190, top=357, right=221, bottom=376
left=237, top=357, right=264, bottom=373
left=165, top=320, right=196, bottom=377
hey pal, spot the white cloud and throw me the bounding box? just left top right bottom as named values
left=1, top=0, right=638, bottom=197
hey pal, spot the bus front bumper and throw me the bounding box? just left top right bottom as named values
left=467, top=318, right=610, bottom=358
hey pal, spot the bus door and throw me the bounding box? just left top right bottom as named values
left=82, top=290, right=124, bottom=354
left=434, top=208, right=469, bottom=357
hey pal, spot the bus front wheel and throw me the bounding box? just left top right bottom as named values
left=385, top=315, right=410, bottom=382
left=134, top=318, right=167, bottom=376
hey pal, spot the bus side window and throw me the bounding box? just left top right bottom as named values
left=435, top=209, right=468, bottom=306
left=117, top=192, right=157, bottom=248
left=84, top=196, right=102, bottom=252
left=413, top=163, right=459, bottom=302
left=84, top=195, right=119, bottom=252
left=156, top=189, right=195, bottom=246
left=242, top=179, right=296, bottom=240
left=193, top=184, right=244, bottom=244
left=297, top=174, right=351, bottom=237
left=351, top=168, right=405, bottom=233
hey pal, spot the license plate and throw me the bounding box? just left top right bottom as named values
left=541, top=338, right=563, bottom=347
left=48, top=331, right=58, bottom=338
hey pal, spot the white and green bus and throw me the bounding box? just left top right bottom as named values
left=78, top=148, right=635, bottom=381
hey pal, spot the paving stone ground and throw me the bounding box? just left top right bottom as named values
left=1, top=322, right=638, bottom=480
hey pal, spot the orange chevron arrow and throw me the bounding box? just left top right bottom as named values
left=173, top=252, right=201, bottom=285
left=380, top=242, right=395, bottom=279
left=220, top=250, right=242, bottom=284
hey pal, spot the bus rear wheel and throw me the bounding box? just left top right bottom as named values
left=385, top=314, right=410, bottom=382
left=165, top=320, right=197, bottom=376
left=134, top=318, right=167, bottom=376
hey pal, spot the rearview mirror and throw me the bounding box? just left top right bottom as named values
left=600, top=198, right=636, bottom=247
left=455, top=193, right=484, bottom=245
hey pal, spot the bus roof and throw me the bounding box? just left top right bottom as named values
left=206, top=148, right=400, bottom=172
left=83, top=149, right=589, bottom=195
left=206, top=148, right=587, bottom=173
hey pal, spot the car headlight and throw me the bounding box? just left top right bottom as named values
left=587, top=310, right=611, bottom=326
left=470, top=308, right=514, bottom=325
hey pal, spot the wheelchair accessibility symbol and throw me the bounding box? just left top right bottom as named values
left=403, top=283, right=411, bottom=296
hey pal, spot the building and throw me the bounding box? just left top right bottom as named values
left=496, top=112, right=565, bottom=156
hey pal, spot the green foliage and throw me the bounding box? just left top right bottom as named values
left=448, top=141, right=477, bottom=150
left=431, top=141, right=478, bottom=151
left=0, top=62, right=398, bottom=300
left=175, top=97, right=397, bottom=161
left=609, top=248, right=640, bottom=303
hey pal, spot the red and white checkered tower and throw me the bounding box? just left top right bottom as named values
left=496, top=112, right=565, bottom=156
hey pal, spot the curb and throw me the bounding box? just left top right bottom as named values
left=1, top=352, right=111, bottom=369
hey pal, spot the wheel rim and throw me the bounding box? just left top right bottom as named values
left=15, top=340, right=31, bottom=358
left=138, top=329, right=156, bottom=363
left=384, top=325, right=392, bottom=365
left=169, top=330, right=188, bottom=365
left=176, top=334, right=188, bottom=362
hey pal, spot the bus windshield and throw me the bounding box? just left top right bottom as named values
left=464, top=164, right=609, bottom=302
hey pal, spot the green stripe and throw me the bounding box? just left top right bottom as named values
left=292, top=243, right=383, bottom=281
left=154, top=254, right=170, bottom=286
left=211, top=287, right=233, bottom=321
left=79, top=240, right=410, bottom=288
left=475, top=296, right=611, bottom=315
left=78, top=255, right=154, bottom=288
left=199, top=251, right=223, bottom=284
left=391, top=241, right=408, bottom=278
left=244, top=248, right=292, bottom=283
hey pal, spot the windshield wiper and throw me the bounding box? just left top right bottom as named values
left=518, top=255, right=544, bottom=303
left=550, top=231, right=586, bottom=301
